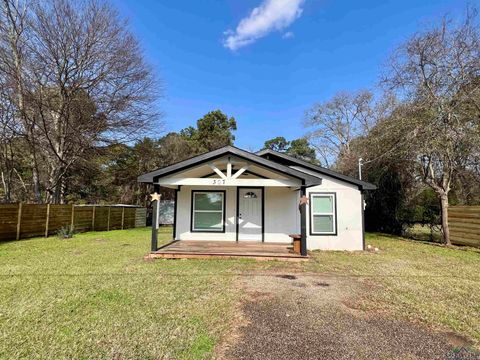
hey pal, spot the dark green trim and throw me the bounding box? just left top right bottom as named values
left=308, top=192, right=338, bottom=236
left=190, top=190, right=226, bottom=233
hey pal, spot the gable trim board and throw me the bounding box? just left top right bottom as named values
left=137, top=146, right=322, bottom=187
left=139, top=146, right=376, bottom=252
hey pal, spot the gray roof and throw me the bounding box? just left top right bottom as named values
left=137, top=145, right=322, bottom=186
left=256, top=149, right=377, bottom=190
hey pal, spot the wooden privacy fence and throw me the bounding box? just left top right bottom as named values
left=448, top=206, right=480, bottom=248
left=0, top=204, right=147, bottom=241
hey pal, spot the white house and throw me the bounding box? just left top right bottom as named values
left=138, top=146, right=376, bottom=257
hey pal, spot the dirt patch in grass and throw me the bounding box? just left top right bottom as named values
left=215, top=296, right=252, bottom=359
left=223, top=271, right=476, bottom=360
left=276, top=274, right=297, bottom=280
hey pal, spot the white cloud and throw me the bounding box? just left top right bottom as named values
left=223, top=0, right=304, bottom=51
left=282, top=31, right=294, bottom=39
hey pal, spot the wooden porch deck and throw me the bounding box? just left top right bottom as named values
left=147, top=240, right=308, bottom=261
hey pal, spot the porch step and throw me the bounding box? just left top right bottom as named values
left=146, top=240, right=309, bottom=261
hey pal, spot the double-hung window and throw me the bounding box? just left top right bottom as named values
left=310, top=193, right=337, bottom=235
left=191, top=191, right=225, bottom=232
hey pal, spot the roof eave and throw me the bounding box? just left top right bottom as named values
left=137, top=145, right=322, bottom=185
left=257, top=149, right=377, bottom=191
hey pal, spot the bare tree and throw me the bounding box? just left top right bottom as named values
left=0, top=86, right=17, bottom=201
left=304, top=90, right=393, bottom=168
left=0, top=0, right=43, bottom=202
left=0, top=0, right=161, bottom=203
left=382, top=8, right=480, bottom=245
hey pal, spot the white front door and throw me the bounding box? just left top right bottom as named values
left=238, top=188, right=263, bottom=241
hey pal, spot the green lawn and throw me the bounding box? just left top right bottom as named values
left=0, top=228, right=479, bottom=359
left=404, top=223, right=443, bottom=242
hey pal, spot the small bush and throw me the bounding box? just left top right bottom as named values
left=57, top=225, right=76, bottom=239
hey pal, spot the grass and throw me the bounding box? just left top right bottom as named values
left=0, top=228, right=247, bottom=359
left=0, top=228, right=479, bottom=359
left=404, top=223, right=443, bottom=242
left=307, top=234, right=480, bottom=347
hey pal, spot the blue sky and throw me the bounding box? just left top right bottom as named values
left=114, top=0, right=472, bottom=151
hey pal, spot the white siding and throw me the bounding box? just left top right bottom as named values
left=305, top=174, right=363, bottom=251
left=175, top=185, right=300, bottom=242
left=176, top=186, right=237, bottom=241
left=173, top=169, right=364, bottom=251
left=264, top=187, right=300, bottom=243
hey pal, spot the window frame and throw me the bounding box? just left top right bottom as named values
left=190, top=190, right=226, bottom=233
left=309, top=192, right=337, bottom=236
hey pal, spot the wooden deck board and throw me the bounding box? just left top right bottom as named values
left=147, top=240, right=308, bottom=261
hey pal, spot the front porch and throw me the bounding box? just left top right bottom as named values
left=141, top=147, right=322, bottom=259
left=146, top=240, right=308, bottom=261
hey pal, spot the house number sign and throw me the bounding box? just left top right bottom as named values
left=212, top=179, right=226, bottom=185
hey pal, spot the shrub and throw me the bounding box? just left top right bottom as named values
left=57, top=225, right=76, bottom=239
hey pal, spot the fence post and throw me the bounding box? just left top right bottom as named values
left=16, top=203, right=22, bottom=240
left=45, top=204, right=50, bottom=237
left=91, top=206, right=96, bottom=231
left=70, top=204, right=75, bottom=229
left=121, top=207, right=125, bottom=229
left=107, top=207, right=111, bottom=231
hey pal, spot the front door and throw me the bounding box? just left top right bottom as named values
left=238, top=188, right=263, bottom=241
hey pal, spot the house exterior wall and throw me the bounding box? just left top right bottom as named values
left=173, top=173, right=364, bottom=251
left=174, top=185, right=300, bottom=242
left=264, top=187, right=299, bottom=243
left=305, top=173, right=363, bottom=251
left=176, top=185, right=237, bottom=241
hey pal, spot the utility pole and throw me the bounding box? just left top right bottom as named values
left=358, top=158, right=364, bottom=180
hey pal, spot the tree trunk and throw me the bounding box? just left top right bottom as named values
left=1, top=171, right=11, bottom=202
left=440, top=192, right=451, bottom=245
left=32, top=164, right=42, bottom=203
left=59, top=177, right=66, bottom=204
left=46, top=165, right=67, bottom=204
